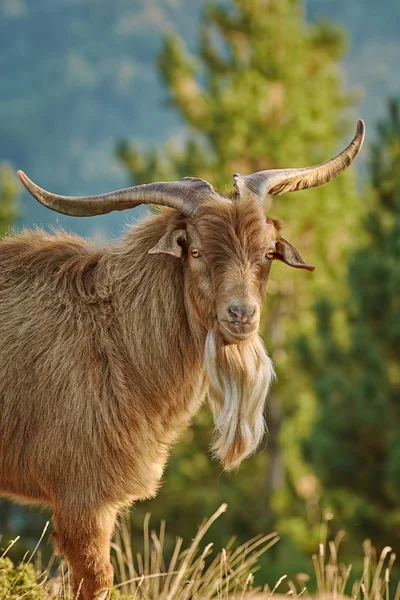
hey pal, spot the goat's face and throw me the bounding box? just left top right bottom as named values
left=185, top=198, right=274, bottom=343
left=152, top=196, right=314, bottom=344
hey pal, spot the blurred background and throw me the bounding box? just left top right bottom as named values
left=1, top=0, right=400, bottom=589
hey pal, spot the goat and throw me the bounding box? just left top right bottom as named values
left=0, top=121, right=365, bottom=600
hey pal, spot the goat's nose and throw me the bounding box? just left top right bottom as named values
left=228, top=303, right=256, bottom=324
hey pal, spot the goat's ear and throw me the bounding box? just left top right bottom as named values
left=148, top=229, right=187, bottom=258
left=274, top=238, right=315, bottom=271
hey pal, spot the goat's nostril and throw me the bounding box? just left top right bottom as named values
left=228, top=305, right=241, bottom=320
left=242, top=306, right=256, bottom=323
left=228, top=304, right=256, bottom=323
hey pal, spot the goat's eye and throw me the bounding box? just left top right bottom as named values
left=266, top=248, right=275, bottom=259
left=191, top=248, right=201, bottom=258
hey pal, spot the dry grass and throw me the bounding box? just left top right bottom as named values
left=109, top=504, right=278, bottom=599
left=0, top=505, right=399, bottom=600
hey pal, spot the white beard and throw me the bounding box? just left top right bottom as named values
left=205, top=328, right=275, bottom=471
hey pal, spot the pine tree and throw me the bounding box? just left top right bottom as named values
left=118, top=0, right=360, bottom=574
left=297, top=99, right=400, bottom=552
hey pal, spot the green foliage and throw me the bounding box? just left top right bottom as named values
left=118, top=0, right=360, bottom=579
left=297, top=99, right=400, bottom=553
left=0, top=557, right=45, bottom=600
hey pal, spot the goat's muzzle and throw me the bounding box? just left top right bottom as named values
left=217, top=302, right=259, bottom=344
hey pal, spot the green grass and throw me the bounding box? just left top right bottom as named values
left=0, top=505, right=398, bottom=600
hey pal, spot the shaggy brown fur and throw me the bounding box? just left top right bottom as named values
left=0, top=196, right=310, bottom=600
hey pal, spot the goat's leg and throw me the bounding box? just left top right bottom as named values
left=52, top=504, right=118, bottom=600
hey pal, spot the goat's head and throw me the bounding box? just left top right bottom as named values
left=176, top=199, right=312, bottom=345
left=18, top=120, right=365, bottom=470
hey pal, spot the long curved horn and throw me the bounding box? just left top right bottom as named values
left=17, top=172, right=217, bottom=218
left=233, top=120, right=365, bottom=204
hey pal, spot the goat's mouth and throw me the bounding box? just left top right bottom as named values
left=217, top=318, right=258, bottom=344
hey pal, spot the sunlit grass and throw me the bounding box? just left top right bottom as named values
left=0, top=505, right=398, bottom=600
left=110, top=504, right=278, bottom=599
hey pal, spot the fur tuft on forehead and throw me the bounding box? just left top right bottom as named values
left=194, top=198, right=270, bottom=262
